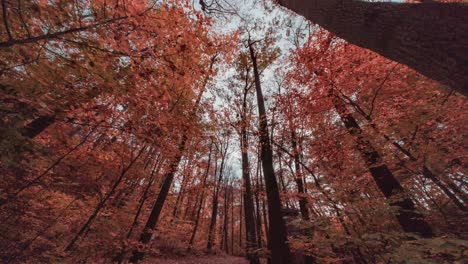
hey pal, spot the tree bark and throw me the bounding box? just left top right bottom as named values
left=278, top=0, right=468, bottom=95
left=249, top=41, right=291, bottom=264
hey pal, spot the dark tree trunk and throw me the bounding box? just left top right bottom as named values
left=236, top=76, right=261, bottom=264
left=114, top=154, right=164, bottom=263
left=239, top=193, right=243, bottom=251
left=248, top=42, right=291, bottom=264
left=222, top=183, right=230, bottom=253
left=129, top=137, right=187, bottom=262
left=334, top=98, right=433, bottom=237
left=278, top=0, right=468, bottom=95
left=231, top=187, right=235, bottom=255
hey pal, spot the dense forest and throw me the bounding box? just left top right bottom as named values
left=0, top=0, right=466, bottom=263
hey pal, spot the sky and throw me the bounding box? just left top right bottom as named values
left=192, top=0, right=407, bottom=179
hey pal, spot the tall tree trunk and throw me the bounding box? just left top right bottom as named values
left=129, top=137, right=187, bottom=262
left=334, top=98, right=433, bottom=237
left=237, top=77, right=261, bottom=264
left=231, top=186, right=235, bottom=255
left=188, top=141, right=214, bottom=250
left=278, top=0, right=468, bottom=95
left=259, top=167, right=270, bottom=244
left=173, top=158, right=194, bottom=218
left=222, top=183, right=230, bottom=253
left=114, top=154, right=164, bottom=263
left=207, top=140, right=229, bottom=251
left=248, top=41, right=291, bottom=264
left=254, top=160, right=263, bottom=248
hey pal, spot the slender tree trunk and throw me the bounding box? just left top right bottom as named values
left=207, top=140, right=229, bottom=251
left=222, top=183, right=230, bottom=253
left=249, top=41, right=291, bottom=264
left=334, top=98, right=433, bottom=237
left=173, top=158, right=194, bottom=218
left=278, top=0, right=468, bottom=95
left=129, top=137, right=187, bottom=262
left=231, top=187, right=235, bottom=255
left=289, top=124, right=313, bottom=263
left=188, top=141, right=214, bottom=250
left=254, top=162, right=263, bottom=248
left=188, top=189, right=206, bottom=249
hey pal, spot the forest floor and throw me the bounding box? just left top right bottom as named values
left=142, top=255, right=249, bottom=264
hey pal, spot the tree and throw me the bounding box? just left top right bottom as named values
left=277, top=0, right=468, bottom=95
left=248, top=37, right=291, bottom=264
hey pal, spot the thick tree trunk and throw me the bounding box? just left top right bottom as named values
left=334, top=99, right=433, bottom=237
left=249, top=42, right=291, bottom=264
left=278, top=0, right=468, bottom=95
